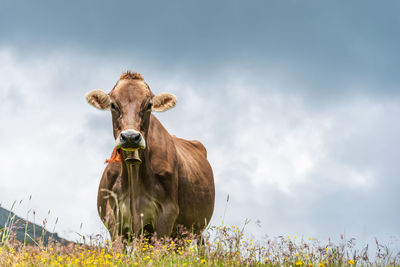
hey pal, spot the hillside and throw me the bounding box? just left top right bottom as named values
left=0, top=206, right=68, bottom=245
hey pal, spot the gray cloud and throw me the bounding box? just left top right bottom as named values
left=1, top=0, right=400, bottom=100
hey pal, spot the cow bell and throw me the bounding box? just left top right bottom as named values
left=123, top=150, right=142, bottom=165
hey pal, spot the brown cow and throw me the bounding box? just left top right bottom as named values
left=86, top=71, right=215, bottom=240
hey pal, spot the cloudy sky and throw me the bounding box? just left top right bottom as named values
left=0, top=0, right=399, bottom=246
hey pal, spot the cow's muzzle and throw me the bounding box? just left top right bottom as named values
left=116, top=129, right=146, bottom=151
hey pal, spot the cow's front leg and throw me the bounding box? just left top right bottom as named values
left=154, top=203, right=179, bottom=237
left=99, top=199, right=119, bottom=241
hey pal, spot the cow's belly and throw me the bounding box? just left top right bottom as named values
left=174, top=139, right=215, bottom=232
left=177, top=167, right=215, bottom=232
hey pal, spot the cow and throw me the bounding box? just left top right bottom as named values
left=85, top=71, right=215, bottom=241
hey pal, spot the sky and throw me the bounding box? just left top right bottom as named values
left=0, top=0, right=399, bottom=247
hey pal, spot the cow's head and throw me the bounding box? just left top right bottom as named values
left=86, top=71, right=177, bottom=153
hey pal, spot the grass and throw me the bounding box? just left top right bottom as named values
left=1, top=217, right=399, bottom=266
left=1, top=197, right=399, bottom=266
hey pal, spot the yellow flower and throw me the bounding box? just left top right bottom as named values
left=294, top=236, right=298, bottom=239
left=295, top=252, right=299, bottom=256
left=200, top=259, right=206, bottom=264
left=348, top=259, right=355, bottom=265
left=308, top=263, right=313, bottom=267
left=318, top=263, right=324, bottom=267
left=306, top=254, right=309, bottom=258
left=309, top=237, right=312, bottom=240
left=286, top=235, right=290, bottom=238
left=296, top=261, right=303, bottom=266
left=265, top=257, right=269, bottom=262
left=134, top=263, right=139, bottom=266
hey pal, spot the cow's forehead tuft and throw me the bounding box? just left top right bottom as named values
left=119, top=71, right=144, bottom=81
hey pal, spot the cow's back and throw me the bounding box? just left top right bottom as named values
left=173, top=137, right=215, bottom=232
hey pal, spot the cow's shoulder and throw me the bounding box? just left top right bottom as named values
left=100, top=162, right=122, bottom=191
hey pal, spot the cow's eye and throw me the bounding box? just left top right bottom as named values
left=110, top=103, right=120, bottom=116
left=146, top=101, right=153, bottom=111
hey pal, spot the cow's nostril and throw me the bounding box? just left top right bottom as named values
left=120, top=133, right=127, bottom=143
left=134, top=134, right=141, bottom=142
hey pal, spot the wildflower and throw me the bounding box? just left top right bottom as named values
left=308, top=263, right=313, bottom=266
left=295, top=252, right=299, bottom=256
left=134, top=263, right=139, bottom=266
left=286, top=235, right=290, bottom=238
left=294, top=236, right=298, bottom=239
left=296, top=261, right=303, bottom=266
left=309, top=237, right=312, bottom=240
left=200, top=259, right=206, bottom=264
left=265, top=257, right=269, bottom=262
left=306, top=254, right=309, bottom=258
left=318, top=263, right=324, bottom=267
left=348, top=259, right=355, bottom=265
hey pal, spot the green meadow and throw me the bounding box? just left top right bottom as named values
left=1, top=207, right=398, bottom=266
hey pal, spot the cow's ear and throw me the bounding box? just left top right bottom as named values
left=86, top=89, right=111, bottom=110
left=152, top=92, right=177, bottom=112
